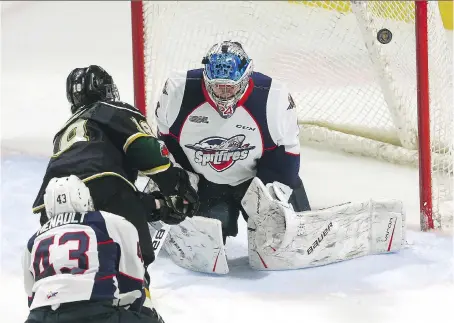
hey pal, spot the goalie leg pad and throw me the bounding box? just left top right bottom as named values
left=242, top=177, right=406, bottom=270
left=150, top=216, right=229, bottom=274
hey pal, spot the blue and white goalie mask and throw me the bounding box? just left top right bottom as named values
left=202, top=41, right=253, bottom=119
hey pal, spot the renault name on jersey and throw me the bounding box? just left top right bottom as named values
left=38, top=212, right=86, bottom=235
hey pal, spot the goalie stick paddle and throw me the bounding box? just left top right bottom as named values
left=150, top=222, right=171, bottom=256
left=141, top=178, right=172, bottom=258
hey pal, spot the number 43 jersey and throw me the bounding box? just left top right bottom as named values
left=23, top=211, right=146, bottom=310
left=32, top=101, right=156, bottom=214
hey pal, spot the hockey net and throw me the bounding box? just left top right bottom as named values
left=131, top=1, right=453, bottom=231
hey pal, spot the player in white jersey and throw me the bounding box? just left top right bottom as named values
left=155, top=41, right=310, bottom=238
left=23, top=176, right=164, bottom=323
left=151, top=41, right=406, bottom=274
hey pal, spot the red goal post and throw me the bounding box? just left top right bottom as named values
left=414, top=1, right=433, bottom=230
left=131, top=0, right=146, bottom=115
left=130, top=0, right=453, bottom=232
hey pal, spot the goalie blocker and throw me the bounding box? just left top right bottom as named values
left=242, top=177, right=406, bottom=270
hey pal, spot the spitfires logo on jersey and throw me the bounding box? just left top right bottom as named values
left=185, top=135, right=255, bottom=172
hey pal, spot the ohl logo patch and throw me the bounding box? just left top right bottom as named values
left=185, top=135, right=255, bottom=172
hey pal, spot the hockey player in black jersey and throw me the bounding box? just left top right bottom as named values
left=32, top=65, right=199, bottom=267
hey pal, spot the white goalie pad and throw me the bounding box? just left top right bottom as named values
left=151, top=216, right=229, bottom=274
left=242, top=177, right=406, bottom=270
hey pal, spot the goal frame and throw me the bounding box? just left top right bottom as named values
left=130, top=0, right=435, bottom=231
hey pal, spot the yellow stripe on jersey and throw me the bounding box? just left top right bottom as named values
left=145, top=287, right=151, bottom=299
left=139, top=163, right=171, bottom=176
left=123, top=132, right=151, bottom=153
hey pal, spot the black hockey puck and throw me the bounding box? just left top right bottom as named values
left=377, top=28, right=392, bottom=44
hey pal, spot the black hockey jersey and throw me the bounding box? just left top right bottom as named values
left=32, top=101, right=162, bottom=213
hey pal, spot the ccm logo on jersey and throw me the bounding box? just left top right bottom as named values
left=236, top=124, right=256, bottom=131
left=185, top=135, right=255, bottom=172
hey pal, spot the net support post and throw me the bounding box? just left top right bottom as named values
left=415, top=0, right=434, bottom=231
left=131, top=0, right=147, bottom=115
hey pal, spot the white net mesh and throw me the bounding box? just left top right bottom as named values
left=140, top=1, right=453, bottom=230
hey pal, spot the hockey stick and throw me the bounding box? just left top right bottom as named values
left=150, top=221, right=171, bottom=256
left=140, top=178, right=172, bottom=258
left=143, top=173, right=198, bottom=258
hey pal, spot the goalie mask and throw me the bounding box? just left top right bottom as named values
left=202, top=41, right=253, bottom=119
left=44, top=175, right=94, bottom=219
left=66, top=65, right=120, bottom=114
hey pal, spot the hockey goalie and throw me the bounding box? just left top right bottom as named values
left=148, top=40, right=406, bottom=274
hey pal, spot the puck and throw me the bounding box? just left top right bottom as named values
left=377, top=28, right=392, bottom=44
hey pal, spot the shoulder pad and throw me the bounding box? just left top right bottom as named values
left=53, top=105, right=91, bottom=143
left=96, top=100, right=144, bottom=115
left=83, top=100, right=146, bottom=123
left=250, top=72, right=272, bottom=89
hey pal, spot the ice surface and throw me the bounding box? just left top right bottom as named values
left=1, top=150, right=453, bottom=323
left=1, top=2, right=452, bottom=323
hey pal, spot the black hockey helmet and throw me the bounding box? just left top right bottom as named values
left=66, top=65, right=119, bottom=113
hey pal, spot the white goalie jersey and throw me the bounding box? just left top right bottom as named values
left=155, top=69, right=302, bottom=189
left=23, top=210, right=146, bottom=311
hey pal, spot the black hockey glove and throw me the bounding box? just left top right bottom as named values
left=153, top=191, right=195, bottom=225
left=138, top=191, right=196, bottom=225
left=137, top=191, right=156, bottom=221
left=150, top=166, right=199, bottom=215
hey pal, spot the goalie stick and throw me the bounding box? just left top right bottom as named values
left=143, top=173, right=228, bottom=274
left=149, top=222, right=171, bottom=256
left=139, top=178, right=172, bottom=258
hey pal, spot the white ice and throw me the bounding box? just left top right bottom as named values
left=1, top=2, right=453, bottom=323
